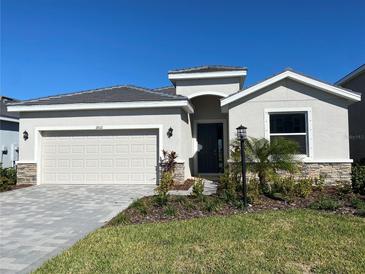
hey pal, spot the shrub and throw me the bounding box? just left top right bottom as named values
left=192, top=177, right=204, bottom=198
left=247, top=178, right=260, bottom=203
left=107, top=213, right=131, bottom=226
left=351, top=198, right=365, bottom=217
left=160, top=150, right=178, bottom=173
left=313, top=174, right=326, bottom=191
left=309, top=197, right=340, bottom=211
left=164, top=205, right=176, bottom=216
left=351, top=197, right=365, bottom=210
left=218, top=171, right=239, bottom=202
left=270, top=176, right=313, bottom=201
left=352, top=165, right=365, bottom=195
left=336, top=183, right=353, bottom=199
left=270, top=176, right=296, bottom=201
left=203, top=198, right=222, bottom=212
left=0, top=166, right=17, bottom=192
left=155, top=171, right=174, bottom=205
left=129, top=198, right=148, bottom=215
left=295, top=177, right=313, bottom=198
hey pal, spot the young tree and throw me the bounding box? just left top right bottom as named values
left=232, top=137, right=299, bottom=193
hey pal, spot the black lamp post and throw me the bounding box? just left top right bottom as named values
left=236, top=125, right=247, bottom=208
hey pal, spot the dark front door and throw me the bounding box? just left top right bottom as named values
left=197, top=123, right=224, bottom=173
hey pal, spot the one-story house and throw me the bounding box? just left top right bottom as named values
left=1, top=96, right=19, bottom=168
left=7, top=66, right=361, bottom=185
left=336, top=64, right=365, bottom=163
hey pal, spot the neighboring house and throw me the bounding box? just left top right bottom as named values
left=7, top=66, right=361, bottom=185
left=336, top=64, right=365, bottom=164
left=0, top=96, right=19, bottom=167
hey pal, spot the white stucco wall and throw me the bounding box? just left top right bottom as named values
left=175, top=77, right=241, bottom=98
left=227, top=79, right=352, bottom=161
left=18, top=108, right=193, bottom=177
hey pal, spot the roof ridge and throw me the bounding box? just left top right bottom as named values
left=136, top=86, right=184, bottom=99
left=153, top=86, right=175, bottom=90
left=168, top=65, right=247, bottom=73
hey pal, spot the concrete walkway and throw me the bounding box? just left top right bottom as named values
left=0, top=184, right=155, bottom=274
left=168, top=179, right=218, bottom=196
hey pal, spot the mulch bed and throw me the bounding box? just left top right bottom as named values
left=249, top=187, right=364, bottom=215
left=107, top=187, right=364, bottom=227
left=170, top=179, right=194, bottom=190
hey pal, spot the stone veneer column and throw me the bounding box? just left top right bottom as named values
left=158, top=162, right=185, bottom=184
left=174, top=163, right=185, bottom=182
left=17, top=163, right=37, bottom=185
left=300, top=163, right=352, bottom=185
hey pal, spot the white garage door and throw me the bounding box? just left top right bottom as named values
left=41, top=129, right=158, bottom=184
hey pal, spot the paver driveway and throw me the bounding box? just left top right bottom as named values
left=0, top=184, right=155, bottom=274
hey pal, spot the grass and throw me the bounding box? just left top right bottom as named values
left=35, top=210, right=365, bottom=273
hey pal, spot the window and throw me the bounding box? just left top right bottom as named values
left=269, top=112, right=308, bottom=155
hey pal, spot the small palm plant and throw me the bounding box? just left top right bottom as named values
left=231, top=137, right=299, bottom=193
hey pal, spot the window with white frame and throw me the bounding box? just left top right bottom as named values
left=269, top=112, right=308, bottom=155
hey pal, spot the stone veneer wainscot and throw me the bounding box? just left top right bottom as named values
left=300, top=162, right=352, bottom=185
left=17, top=163, right=37, bottom=185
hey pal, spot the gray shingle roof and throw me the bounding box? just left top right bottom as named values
left=153, top=86, right=176, bottom=95
left=168, top=65, right=247, bottom=74
left=1, top=96, right=19, bottom=119
left=9, top=85, right=187, bottom=106
left=336, top=64, right=365, bottom=85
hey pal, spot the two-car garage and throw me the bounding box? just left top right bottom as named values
left=40, top=129, right=158, bottom=185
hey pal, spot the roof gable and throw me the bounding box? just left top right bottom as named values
left=221, top=69, right=361, bottom=107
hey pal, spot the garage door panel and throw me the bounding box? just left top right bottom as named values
left=71, top=145, right=84, bottom=154
left=115, top=159, right=129, bottom=168
left=85, top=159, right=98, bottom=168
left=58, top=159, right=70, bottom=168
left=41, top=129, right=158, bottom=184
left=86, top=173, right=98, bottom=182
left=85, top=145, right=98, bottom=154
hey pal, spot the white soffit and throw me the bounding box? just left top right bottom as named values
left=7, top=100, right=195, bottom=114
left=168, top=70, right=247, bottom=81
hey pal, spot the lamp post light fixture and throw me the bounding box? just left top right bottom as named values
left=236, top=125, right=248, bottom=208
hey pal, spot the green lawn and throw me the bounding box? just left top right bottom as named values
left=35, top=210, right=365, bottom=273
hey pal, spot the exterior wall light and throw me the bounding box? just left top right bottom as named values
left=167, top=127, right=173, bottom=138
left=23, top=131, right=29, bottom=141
left=236, top=125, right=247, bottom=208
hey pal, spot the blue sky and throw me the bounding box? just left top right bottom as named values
left=1, top=0, right=364, bottom=100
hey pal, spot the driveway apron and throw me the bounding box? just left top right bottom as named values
left=0, top=184, right=155, bottom=274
